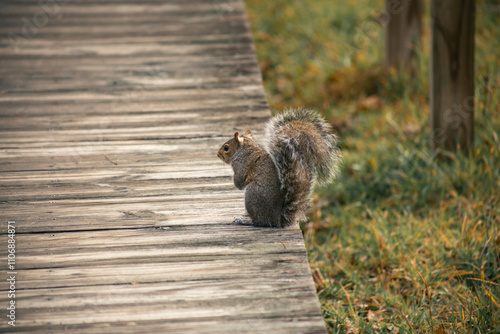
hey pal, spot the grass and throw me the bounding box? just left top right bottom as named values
left=244, top=0, right=500, bottom=332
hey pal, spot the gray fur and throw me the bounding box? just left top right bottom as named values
left=217, top=108, right=342, bottom=228
left=264, top=108, right=342, bottom=227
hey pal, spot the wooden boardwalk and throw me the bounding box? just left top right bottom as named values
left=0, top=1, right=327, bottom=333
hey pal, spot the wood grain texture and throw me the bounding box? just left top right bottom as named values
left=0, top=0, right=327, bottom=333
left=430, top=0, right=475, bottom=152
left=384, top=0, right=423, bottom=73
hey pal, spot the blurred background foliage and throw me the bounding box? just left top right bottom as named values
left=245, top=0, right=500, bottom=332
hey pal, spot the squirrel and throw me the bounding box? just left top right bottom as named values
left=217, top=108, right=341, bottom=228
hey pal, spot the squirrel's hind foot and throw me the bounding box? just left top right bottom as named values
left=233, top=216, right=253, bottom=226
left=234, top=216, right=283, bottom=228
left=233, top=216, right=272, bottom=227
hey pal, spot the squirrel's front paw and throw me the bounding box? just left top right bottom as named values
left=233, top=216, right=253, bottom=226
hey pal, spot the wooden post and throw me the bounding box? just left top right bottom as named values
left=430, top=0, right=475, bottom=152
left=385, top=0, right=424, bottom=73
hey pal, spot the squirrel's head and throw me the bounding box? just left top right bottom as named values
left=217, top=129, right=253, bottom=164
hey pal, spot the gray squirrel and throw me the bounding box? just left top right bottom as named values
left=217, top=108, right=341, bottom=227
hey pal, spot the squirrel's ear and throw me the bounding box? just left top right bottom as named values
left=244, top=129, right=253, bottom=138
left=234, top=131, right=243, bottom=144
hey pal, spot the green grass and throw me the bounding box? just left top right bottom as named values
left=245, top=0, right=500, bottom=332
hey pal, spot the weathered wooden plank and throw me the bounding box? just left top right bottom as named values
left=0, top=102, right=268, bottom=125
left=0, top=71, right=261, bottom=93
left=0, top=225, right=306, bottom=281
left=0, top=109, right=269, bottom=134
left=1, top=195, right=247, bottom=233
left=0, top=88, right=264, bottom=109
left=0, top=225, right=298, bottom=260
left=0, top=176, right=235, bottom=203
left=0, top=53, right=255, bottom=72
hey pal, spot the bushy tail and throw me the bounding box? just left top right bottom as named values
left=265, top=108, right=341, bottom=227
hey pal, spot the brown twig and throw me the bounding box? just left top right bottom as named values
left=119, top=211, right=135, bottom=216
left=105, top=155, right=118, bottom=165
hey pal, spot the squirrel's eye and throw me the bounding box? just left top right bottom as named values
left=224, top=145, right=229, bottom=152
